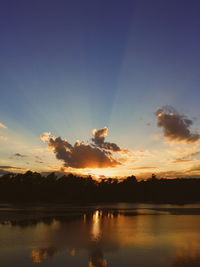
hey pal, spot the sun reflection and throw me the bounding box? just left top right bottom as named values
left=91, top=210, right=101, bottom=240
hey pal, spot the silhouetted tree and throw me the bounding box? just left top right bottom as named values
left=0, top=171, right=200, bottom=203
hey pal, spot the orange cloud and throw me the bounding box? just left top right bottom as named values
left=40, top=132, right=51, bottom=142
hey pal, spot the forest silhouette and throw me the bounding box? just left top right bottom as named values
left=0, top=171, right=200, bottom=203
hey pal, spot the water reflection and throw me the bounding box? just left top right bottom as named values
left=1, top=209, right=200, bottom=267
left=88, top=248, right=107, bottom=267
left=173, top=252, right=200, bottom=267
left=91, top=210, right=101, bottom=240
left=31, top=247, right=59, bottom=263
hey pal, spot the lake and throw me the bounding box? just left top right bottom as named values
left=0, top=203, right=200, bottom=267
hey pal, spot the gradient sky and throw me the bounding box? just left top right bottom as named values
left=1, top=0, right=200, bottom=178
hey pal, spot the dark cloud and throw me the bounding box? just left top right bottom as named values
left=41, top=128, right=122, bottom=169
left=0, top=166, right=29, bottom=175
left=0, top=166, right=23, bottom=169
left=92, top=127, right=129, bottom=153
left=0, top=166, right=23, bottom=175
left=156, top=105, right=200, bottom=143
left=92, top=127, right=122, bottom=152
left=0, top=169, right=9, bottom=175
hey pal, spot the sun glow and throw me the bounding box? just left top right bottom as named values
left=86, top=168, right=118, bottom=178
left=65, top=167, right=121, bottom=179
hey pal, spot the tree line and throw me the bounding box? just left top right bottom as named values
left=0, top=171, right=200, bottom=203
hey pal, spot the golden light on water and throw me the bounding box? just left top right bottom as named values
left=91, top=210, right=101, bottom=240
left=31, top=250, right=42, bottom=264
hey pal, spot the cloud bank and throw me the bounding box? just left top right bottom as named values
left=156, top=105, right=200, bottom=143
left=40, top=128, right=124, bottom=169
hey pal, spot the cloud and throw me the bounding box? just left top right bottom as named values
left=35, top=156, right=42, bottom=160
left=189, top=151, right=200, bottom=157
left=41, top=128, right=122, bottom=169
left=0, top=166, right=23, bottom=170
left=173, top=158, right=192, bottom=163
left=0, top=169, right=9, bottom=175
left=0, top=122, right=7, bottom=129
left=14, top=153, right=27, bottom=158
left=155, top=105, right=200, bottom=143
left=189, top=165, right=200, bottom=172
left=132, top=166, right=157, bottom=170
left=40, top=132, right=51, bottom=142
left=172, top=151, right=200, bottom=163
left=92, top=127, right=126, bottom=152
left=35, top=160, right=44, bottom=164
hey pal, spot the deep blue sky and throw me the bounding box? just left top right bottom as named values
left=1, top=0, right=200, bottom=176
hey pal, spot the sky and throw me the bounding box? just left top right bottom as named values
left=1, top=0, right=200, bottom=178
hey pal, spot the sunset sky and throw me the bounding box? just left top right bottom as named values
left=1, top=0, right=200, bottom=178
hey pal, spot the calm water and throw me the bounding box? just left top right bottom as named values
left=1, top=203, right=200, bottom=267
